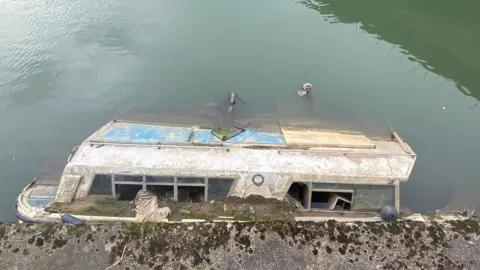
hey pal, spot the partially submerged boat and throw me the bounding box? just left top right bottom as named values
left=15, top=93, right=423, bottom=223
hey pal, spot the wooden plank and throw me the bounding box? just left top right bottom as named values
left=391, top=130, right=413, bottom=154
left=327, top=194, right=338, bottom=210
left=281, top=127, right=375, bottom=149
left=328, top=193, right=352, bottom=210
left=55, top=174, right=82, bottom=203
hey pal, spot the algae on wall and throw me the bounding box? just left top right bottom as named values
left=0, top=220, right=479, bottom=269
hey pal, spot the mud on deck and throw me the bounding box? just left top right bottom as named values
left=163, top=195, right=297, bottom=221
left=48, top=195, right=299, bottom=221
left=48, top=196, right=136, bottom=217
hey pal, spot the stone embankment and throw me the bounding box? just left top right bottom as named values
left=0, top=220, right=479, bottom=269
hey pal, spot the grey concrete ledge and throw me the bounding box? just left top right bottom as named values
left=0, top=219, right=479, bottom=270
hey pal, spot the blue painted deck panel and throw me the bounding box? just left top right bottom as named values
left=192, top=128, right=285, bottom=144
left=27, top=185, right=58, bottom=208
left=99, top=123, right=192, bottom=143
left=27, top=198, right=54, bottom=208
left=96, top=122, right=285, bottom=145
left=30, top=185, right=58, bottom=199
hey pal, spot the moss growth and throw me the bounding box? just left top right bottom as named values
left=385, top=222, right=404, bottom=235
left=2, top=219, right=477, bottom=268
left=27, top=236, right=36, bottom=245
left=65, top=224, right=88, bottom=237
left=137, top=254, right=145, bottom=265
left=448, top=220, right=480, bottom=236
left=237, top=235, right=251, bottom=250
left=427, top=222, right=446, bottom=246
left=115, top=222, right=233, bottom=267
left=414, top=229, right=422, bottom=239
left=50, top=198, right=135, bottom=217
left=262, top=215, right=274, bottom=222
left=35, top=237, right=44, bottom=247
left=108, top=248, right=116, bottom=264
left=123, top=222, right=141, bottom=234
left=233, top=211, right=255, bottom=221
left=181, top=212, right=216, bottom=220
left=39, top=223, right=57, bottom=241
left=85, top=233, right=94, bottom=242
left=52, top=238, right=68, bottom=249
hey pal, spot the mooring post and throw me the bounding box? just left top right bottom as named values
left=394, top=180, right=400, bottom=212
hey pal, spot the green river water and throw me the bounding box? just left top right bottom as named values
left=0, top=0, right=479, bottom=220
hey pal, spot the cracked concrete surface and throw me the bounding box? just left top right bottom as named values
left=0, top=220, right=479, bottom=269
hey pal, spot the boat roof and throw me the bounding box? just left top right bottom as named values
left=86, top=120, right=412, bottom=150
left=68, top=143, right=415, bottom=182
left=68, top=120, right=416, bottom=182
left=88, top=121, right=286, bottom=146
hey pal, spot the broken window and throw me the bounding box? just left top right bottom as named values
left=177, top=186, right=205, bottom=203
left=311, top=191, right=352, bottom=210
left=176, top=177, right=206, bottom=202
left=145, top=176, right=175, bottom=201
left=208, top=178, right=234, bottom=198
left=112, top=175, right=144, bottom=201
left=89, top=175, right=112, bottom=195
left=286, top=182, right=309, bottom=209
left=115, top=184, right=143, bottom=201
left=147, top=185, right=174, bottom=200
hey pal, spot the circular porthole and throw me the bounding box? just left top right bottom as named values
left=252, top=174, right=264, bottom=186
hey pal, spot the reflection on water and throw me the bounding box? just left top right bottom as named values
left=300, top=0, right=480, bottom=213
left=300, top=0, right=480, bottom=102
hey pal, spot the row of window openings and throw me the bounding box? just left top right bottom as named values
left=89, top=175, right=234, bottom=202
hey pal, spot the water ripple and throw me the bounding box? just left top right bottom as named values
left=0, top=0, right=137, bottom=109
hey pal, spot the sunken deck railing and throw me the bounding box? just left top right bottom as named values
left=85, top=137, right=417, bottom=158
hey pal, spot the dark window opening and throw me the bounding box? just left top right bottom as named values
left=208, top=178, right=234, bottom=198
left=146, top=176, right=174, bottom=183
left=177, top=177, right=205, bottom=184
left=311, top=192, right=352, bottom=210
left=115, top=184, right=142, bottom=201
left=286, top=182, right=308, bottom=209
left=177, top=186, right=205, bottom=203
left=89, top=175, right=112, bottom=195
left=115, top=175, right=143, bottom=182
left=147, top=185, right=174, bottom=201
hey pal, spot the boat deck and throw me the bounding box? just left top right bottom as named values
left=90, top=122, right=286, bottom=145
left=26, top=184, right=57, bottom=208
left=86, top=120, right=403, bottom=150
left=25, top=170, right=62, bottom=208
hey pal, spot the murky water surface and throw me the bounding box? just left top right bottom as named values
left=1, top=0, right=479, bottom=220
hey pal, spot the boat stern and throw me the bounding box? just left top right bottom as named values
left=14, top=178, right=61, bottom=223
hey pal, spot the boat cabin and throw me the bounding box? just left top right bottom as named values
left=54, top=119, right=416, bottom=213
